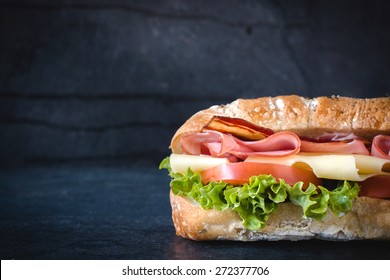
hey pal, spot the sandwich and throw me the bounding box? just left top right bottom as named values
left=160, top=95, right=390, bottom=241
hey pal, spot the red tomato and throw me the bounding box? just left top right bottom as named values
left=200, top=162, right=321, bottom=188
left=359, top=176, right=390, bottom=198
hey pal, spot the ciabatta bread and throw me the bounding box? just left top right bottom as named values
left=168, top=95, right=390, bottom=241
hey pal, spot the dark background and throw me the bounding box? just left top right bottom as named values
left=1, top=0, right=390, bottom=259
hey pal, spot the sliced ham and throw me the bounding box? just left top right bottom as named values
left=301, top=139, right=370, bottom=155
left=181, top=131, right=238, bottom=156
left=301, top=132, right=360, bottom=142
left=233, top=131, right=300, bottom=157
left=181, top=130, right=300, bottom=160
left=181, top=129, right=389, bottom=160
left=371, top=135, right=390, bottom=159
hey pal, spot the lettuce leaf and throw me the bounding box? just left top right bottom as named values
left=160, top=157, right=360, bottom=231
left=328, top=181, right=360, bottom=216
left=287, top=182, right=332, bottom=220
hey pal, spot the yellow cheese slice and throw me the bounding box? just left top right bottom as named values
left=170, top=154, right=229, bottom=174
left=246, top=153, right=390, bottom=181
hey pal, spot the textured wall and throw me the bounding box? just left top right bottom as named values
left=1, top=0, right=390, bottom=165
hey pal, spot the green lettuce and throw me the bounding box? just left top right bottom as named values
left=159, top=157, right=360, bottom=231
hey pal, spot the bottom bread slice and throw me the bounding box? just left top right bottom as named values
left=170, top=191, right=390, bottom=241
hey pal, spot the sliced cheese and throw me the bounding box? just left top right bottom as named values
left=169, top=153, right=390, bottom=181
left=246, top=153, right=390, bottom=181
left=170, top=154, right=229, bottom=174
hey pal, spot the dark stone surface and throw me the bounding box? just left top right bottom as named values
left=0, top=165, right=389, bottom=260
left=1, top=0, right=390, bottom=165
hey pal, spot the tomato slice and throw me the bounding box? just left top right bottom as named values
left=359, top=176, right=390, bottom=198
left=200, top=162, right=321, bottom=188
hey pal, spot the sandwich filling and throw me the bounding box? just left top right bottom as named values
left=161, top=116, right=390, bottom=231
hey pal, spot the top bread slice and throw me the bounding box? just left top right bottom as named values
left=171, top=95, right=390, bottom=153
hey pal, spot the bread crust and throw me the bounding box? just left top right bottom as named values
left=171, top=95, right=390, bottom=153
left=170, top=191, right=390, bottom=241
